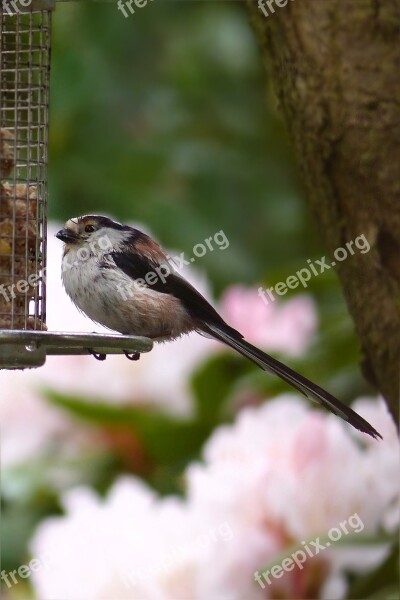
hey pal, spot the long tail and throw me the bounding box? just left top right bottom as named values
left=204, top=323, right=382, bottom=440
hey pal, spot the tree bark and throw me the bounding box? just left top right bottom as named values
left=246, top=0, right=400, bottom=424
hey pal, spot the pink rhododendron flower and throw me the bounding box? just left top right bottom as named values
left=0, top=370, right=88, bottom=469
left=29, top=396, right=398, bottom=600
left=220, top=286, right=317, bottom=356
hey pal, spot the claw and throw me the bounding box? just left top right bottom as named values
left=89, top=349, right=107, bottom=361
left=124, top=350, right=140, bottom=361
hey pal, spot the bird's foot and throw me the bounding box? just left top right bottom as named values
left=89, top=349, right=107, bottom=361
left=124, top=350, right=140, bottom=361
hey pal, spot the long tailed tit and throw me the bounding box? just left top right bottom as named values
left=56, top=215, right=381, bottom=439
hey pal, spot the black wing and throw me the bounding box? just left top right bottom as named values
left=109, top=250, right=240, bottom=336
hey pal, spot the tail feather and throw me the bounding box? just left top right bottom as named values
left=205, top=324, right=382, bottom=440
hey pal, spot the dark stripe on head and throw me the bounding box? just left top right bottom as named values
left=79, top=215, right=132, bottom=231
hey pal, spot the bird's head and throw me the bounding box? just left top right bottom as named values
left=56, top=214, right=166, bottom=265
left=56, top=215, right=131, bottom=252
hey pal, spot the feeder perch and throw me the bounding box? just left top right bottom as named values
left=0, top=2, right=153, bottom=368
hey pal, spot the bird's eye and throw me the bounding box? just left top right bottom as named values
left=84, top=224, right=96, bottom=233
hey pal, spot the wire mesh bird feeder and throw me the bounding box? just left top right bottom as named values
left=0, top=1, right=152, bottom=369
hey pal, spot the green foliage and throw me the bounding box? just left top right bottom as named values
left=47, top=391, right=210, bottom=470
left=48, top=0, right=320, bottom=293
left=192, top=353, right=248, bottom=422
left=346, top=541, right=399, bottom=599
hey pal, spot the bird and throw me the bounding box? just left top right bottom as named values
left=56, top=214, right=382, bottom=440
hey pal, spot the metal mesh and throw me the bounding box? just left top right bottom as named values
left=0, top=7, right=51, bottom=331
left=0, top=2, right=153, bottom=369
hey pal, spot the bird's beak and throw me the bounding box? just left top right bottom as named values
left=56, top=228, right=80, bottom=244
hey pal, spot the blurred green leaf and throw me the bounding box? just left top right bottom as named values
left=346, top=542, right=399, bottom=599
left=1, top=504, right=56, bottom=574
left=46, top=392, right=208, bottom=463
left=191, top=353, right=248, bottom=422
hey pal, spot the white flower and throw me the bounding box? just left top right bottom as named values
left=350, top=397, right=400, bottom=533
left=29, top=396, right=398, bottom=600
left=0, top=370, right=83, bottom=469
left=187, top=396, right=398, bottom=539
left=186, top=396, right=399, bottom=598
left=30, top=477, right=246, bottom=600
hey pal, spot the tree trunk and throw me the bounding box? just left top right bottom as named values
left=246, top=0, right=400, bottom=424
